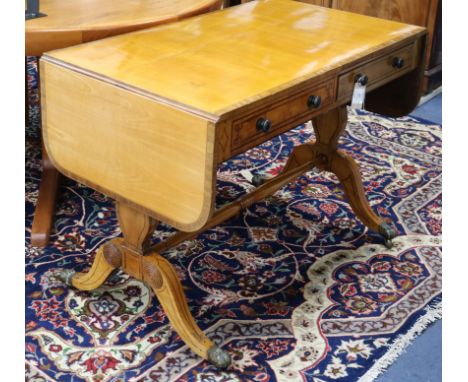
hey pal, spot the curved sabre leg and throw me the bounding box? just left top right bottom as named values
left=143, top=253, right=231, bottom=368
left=311, top=106, right=397, bottom=247
left=70, top=239, right=123, bottom=290
left=330, top=150, right=397, bottom=247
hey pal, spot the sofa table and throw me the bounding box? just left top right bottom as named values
left=40, top=0, right=426, bottom=367
left=26, top=0, right=223, bottom=247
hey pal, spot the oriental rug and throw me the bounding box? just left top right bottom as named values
left=25, top=58, right=441, bottom=382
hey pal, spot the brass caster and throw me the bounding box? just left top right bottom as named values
left=384, top=238, right=393, bottom=249
left=207, top=346, right=231, bottom=368
left=56, top=269, right=77, bottom=286
left=378, top=222, right=397, bottom=249
left=107, top=268, right=122, bottom=283
left=252, top=174, right=265, bottom=187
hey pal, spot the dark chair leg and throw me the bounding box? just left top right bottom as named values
left=29, top=56, right=61, bottom=247
left=31, top=143, right=61, bottom=247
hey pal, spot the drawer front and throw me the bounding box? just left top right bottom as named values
left=337, top=42, right=417, bottom=102
left=231, top=80, right=335, bottom=151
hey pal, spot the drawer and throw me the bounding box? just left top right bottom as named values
left=231, top=80, right=335, bottom=151
left=337, top=42, right=418, bottom=102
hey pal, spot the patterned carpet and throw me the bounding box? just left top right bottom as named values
left=25, top=58, right=442, bottom=382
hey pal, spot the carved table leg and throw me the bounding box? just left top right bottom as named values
left=30, top=58, right=61, bottom=247
left=69, top=202, right=231, bottom=368
left=116, top=202, right=231, bottom=368
left=311, top=106, right=397, bottom=246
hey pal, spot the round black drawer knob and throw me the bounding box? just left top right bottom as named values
left=307, top=95, right=322, bottom=109
left=256, top=118, right=272, bottom=133
left=392, top=57, right=405, bottom=69
left=355, top=73, right=368, bottom=86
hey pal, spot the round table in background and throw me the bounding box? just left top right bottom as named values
left=26, top=0, right=223, bottom=246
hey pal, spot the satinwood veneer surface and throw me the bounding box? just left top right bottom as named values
left=43, top=0, right=424, bottom=117
left=40, top=0, right=426, bottom=232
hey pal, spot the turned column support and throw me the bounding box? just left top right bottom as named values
left=115, top=202, right=157, bottom=279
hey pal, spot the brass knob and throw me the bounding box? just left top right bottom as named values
left=355, top=73, right=368, bottom=86
left=307, top=95, right=322, bottom=109
left=392, top=57, right=405, bottom=69
left=256, top=118, right=272, bottom=133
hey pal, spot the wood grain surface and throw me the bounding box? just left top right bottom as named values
left=25, top=0, right=222, bottom=56
left=42, top=0, right=425, bottom=116
left=40, top=62, right=217, bottom=231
